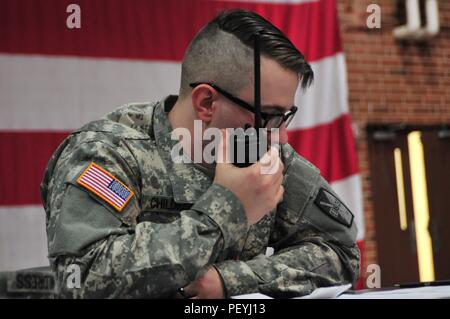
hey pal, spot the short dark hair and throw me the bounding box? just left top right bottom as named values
left=179, top=9, right=313, bottom=97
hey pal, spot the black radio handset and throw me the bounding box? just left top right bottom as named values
left=232, top=33, right=264, bottom=167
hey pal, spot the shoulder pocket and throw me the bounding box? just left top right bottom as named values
left=301, top=184, right=357, bottom=247
left=49, top=184, right=128, bottom=257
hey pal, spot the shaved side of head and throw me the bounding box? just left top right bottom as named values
left=179, top=9, right=313, bottom=99
left=180, top=26, right=253, bottom=97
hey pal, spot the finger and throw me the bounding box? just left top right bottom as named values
left=257, top=147, right=281, bottom=176
left=274, top=149, right=284, bottom=171
left=266, top=175, right=283, bottom=205
left=276, top=185, right=285, bottom=204
left=273, top=169, right=284, bottom=187
left=259, top=145, right=278, bottom=166
left=267, top=148, right=282, bottom=175
left=263, top=160, right=283, bottom=185
left=174, top=292, right=184, bottom=299
left=273, top=153, right=284, bottom=180
left=278, top=157, right=285, bottom=173
left=276, top=158, right=284, bottom=180
left=182, top=282, right=198, bottom=298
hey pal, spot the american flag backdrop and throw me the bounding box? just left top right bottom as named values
left=0, top=0, right=365, bottom=288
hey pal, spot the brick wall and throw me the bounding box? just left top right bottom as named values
left=337, top=0, right=450, bottom=282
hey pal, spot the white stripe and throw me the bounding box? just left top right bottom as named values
left=81, top=175, right=125, bottom=206
left=83, top=176, right=112, bottom=195
left=83, top=171, right=111, bottom=186
left=88, top=167, right=130, bottom=201
left=0, top=206, right=49, bottom=271
left=0, top=54, right=181, bottom=130
left=330, top=174, right=365, bottom=241
left=87, top=168, right=113, bottom=185
left=82, top=171, right=111, bottom=188
left=289, top=53, right=349, bottom=130
left=0, top=53, right=348, bottom=131
left=81, top=173, right=125, bottom=204
left=82, top=181, right=124, bottom=208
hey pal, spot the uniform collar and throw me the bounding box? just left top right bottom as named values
left=152, top=96, right=214, bottom=204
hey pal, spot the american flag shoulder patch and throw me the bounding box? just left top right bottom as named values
left=76, top=162, right=134, bottom=212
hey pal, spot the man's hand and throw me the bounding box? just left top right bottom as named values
left=214, top=129, right=284, bottom=225
left=179, top=267, right=225, bottom=299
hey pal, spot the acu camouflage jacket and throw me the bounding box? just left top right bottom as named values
left=40, top=95, right=360, bottom=298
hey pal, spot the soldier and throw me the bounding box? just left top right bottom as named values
left=40, top=9, right=360, bottom=298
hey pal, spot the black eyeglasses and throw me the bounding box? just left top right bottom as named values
left=189, top=82, right=298, bottom=129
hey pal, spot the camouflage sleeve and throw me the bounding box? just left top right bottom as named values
left=44, top=135, right=248, bottom=298
left=214, top=176, right=360, bottom=298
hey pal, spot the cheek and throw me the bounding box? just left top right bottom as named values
left=211, top=105, right=251, bottom=128
left=231, top=107, right=254, bottom=127
left=210, top=106, right=231, bottom=129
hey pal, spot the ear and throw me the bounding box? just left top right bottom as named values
left=191, top=84, right=218, bottom=122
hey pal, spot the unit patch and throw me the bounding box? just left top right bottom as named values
left=314, top=188, right=354, bottom=228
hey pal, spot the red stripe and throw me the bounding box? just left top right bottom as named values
left=81, top=175, right=124, bottom=206
left=288, top=114, right=359, bottom=183
left=81, top=174, right=124, bottom=205
left=82, top=172, right=125, bottom=205
left=86, top=169, right=129, bottom=204
left=83, top=173, right=110, bottom=189
left=355, top=240, right=365, bottom=290
left=81, top=171, right=124, bottom=203
left=90, top=166, right=121, bottom=188
left=82, top=172, right=112, bottom=192
left=85, top=168, right=112, bottom=185
left=1, top=117, right=358, bottom=205
left=0, top=131, right=69, bottom=206
left=0, top=0, right=341, bottom=63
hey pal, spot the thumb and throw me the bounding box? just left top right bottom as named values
left=258, top=146, right=281, bottom=175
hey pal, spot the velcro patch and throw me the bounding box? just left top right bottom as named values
left=76, top=162, right=134, bottom=212
left=314, top=188, right=354, bottom=228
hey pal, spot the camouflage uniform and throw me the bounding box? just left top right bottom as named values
left=40, top=95, right=360, bottom=298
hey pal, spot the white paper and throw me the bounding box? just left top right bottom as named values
left=231, top=284, right=351, bottom=299
left=232, top=284, right=450, bottom=299
left=231, top=293, right=273, bottom=299
left=294, top=284, right=352, bottom=299
left=265, top=247, right=274, bottom=257
left=338, top=285, right=450, bottom=299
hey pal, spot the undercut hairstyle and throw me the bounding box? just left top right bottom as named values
left=179, top=9, right=314, bottom=98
